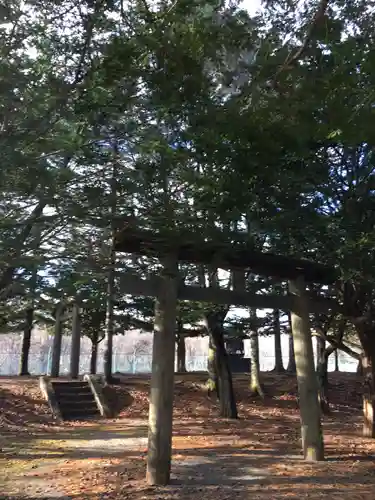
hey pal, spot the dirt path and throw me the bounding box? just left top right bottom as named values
left=1, top=419, right=287, bottom=498
left=2, top=375, right=375, bottom=499
left=0, top=420, right=296, bottom=499
left=0, top=419, right=148, bottom=499
left=3, top=418, right=375, bottom=500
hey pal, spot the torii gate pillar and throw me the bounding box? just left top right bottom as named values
left=146, top=255, right=179, bottom=485
left=289, top=276, right=324, bottom=461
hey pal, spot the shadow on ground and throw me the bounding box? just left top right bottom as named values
left=0, top=373, right=373, bottom=500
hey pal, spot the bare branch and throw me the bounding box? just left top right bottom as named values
left=313, top=329, right=361, bottom=361
left=277, top=0, right=329, bottom=75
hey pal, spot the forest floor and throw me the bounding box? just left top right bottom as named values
left=1, top=372, right=375, bottom=499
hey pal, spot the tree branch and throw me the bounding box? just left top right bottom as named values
left=123, top=314, right=205, bottom=337
left=277, top=0, right=329, bottom=74
left=97, top=334, right=105, bottom=344
left=313, top=330, right=361, bottom=360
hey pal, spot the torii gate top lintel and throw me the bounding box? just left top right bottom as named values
left=114, top=226, right=337, bottom=285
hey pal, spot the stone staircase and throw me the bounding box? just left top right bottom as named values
left=51, top=380, right=101, bottom=421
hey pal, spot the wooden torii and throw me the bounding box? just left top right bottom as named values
left=114, top=225, right=338, bottom=485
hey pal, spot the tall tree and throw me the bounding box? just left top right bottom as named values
left=248, top=308, right=264, bottom=398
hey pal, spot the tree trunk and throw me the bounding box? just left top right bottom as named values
left=19, top=307, right=33, bottom=376
left=289, top=276, right=324, bottom=461
left=103, top=154, right=118, bottom=385
left=146, top=255, right=178, bottom=486
left=352, top=317, right=375, bottom=437
left=217, top=349, right=237, bottom=418
left=316, top=356, right=329, bottom=414
left=69, top=304, right=81, bottom=379
left=176, top=334, right=186, bottom=373
left=316, top=336, right=325, bottom=369
left=334, top=349, right=339, bottom=372
left=50, top=303, right=64, bottom=377
left=103, top=250, right=115, bottom=384
left=19, top=262, right=38, bottom=376
left=315, top=335, right=327, bottom=412
left=287, top=312, right=296, bottom=374
left=316, top=346, right=334, bottom=415
left=90, top=338, right=98, bottom=375
left=249, top=308, right=264, bottom=397
left=249, top=330, right=264, bottom=397
left=273, top=308, right=285, bottom=373
left=211, top=329, right=238, bottom=419
left=357, top=357, right=364, bottom=376
left=362, top=353, right=375, bottom=438
left=205, top=313, right=237, bottom=418
left=207, top=336, right=218, bottom=394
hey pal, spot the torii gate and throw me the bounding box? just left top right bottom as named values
left=114, top=225, right=338, bottom=485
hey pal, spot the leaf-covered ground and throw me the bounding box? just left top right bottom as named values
left=1, top=372, right=375, bottom=499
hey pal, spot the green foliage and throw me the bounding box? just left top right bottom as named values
left=1, top=0, right=375, bottom=349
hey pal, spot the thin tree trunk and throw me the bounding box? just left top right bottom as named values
left=90, top=335, right=99, bottom=375
left=176, top=334, right=186, bottom=373
left=273, top=308, right=285, bottom=373
left=198, top=265, right=217, bottom=393
left=249, top=308, right=264, bottom=397
left=362, top=353, right=375, bottom=437
left=334, top=349, right=339, bottom=372
left=146, top=255, right=178, bottom=486
left=69, top=303, right=81, bottom=379
left=103, top=262, right=115, bottom=383
left=205, top=312, right=237, bottom=418
left=103, top=155, right=118, bottom=384
left=201, top=264, right=236, bottom=417
left=216, top=346, right=237, bottom=418
left=19, top=307, right=33, bottom=376
left=249, top=331, right=264, bottom=396
left=353, top=317, right=375, bottom=437
left=317, top=346, right=334, bottom=414
left=210, top=326, right=237, bottom=419
left=207, top=336, right=218, bottom=394
left=357, top=357, right=364, bottom=376
left=19, top=263, right=38, bottom=376
left=50, top=303, right=64, bottom=377
left=289, top=276, right=324, bottom=461
left=287, top=312, right=296, bottom=373
left=316, top=336, right=325, bottom=369
left=317, top=318, right=345, bottom=413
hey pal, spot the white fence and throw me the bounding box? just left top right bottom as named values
left=0, top=330, right=358, bottom=376
left=0, top=352, right=209, bottom=376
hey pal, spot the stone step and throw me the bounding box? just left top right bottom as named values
left=56, top=393, right=95, bottom=404
left=53, top=384, right=91, bottom=392
left=51, top=380, right=101, bottom=422
left=53, top=383, right=92, bottom=394
left=60, top=407, right=100, bottom=421
left=58, top=400, right=98, bottom=412
left=54, top=389, right=93, bottom=398
left=52, top=381, right=88, bottom=389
